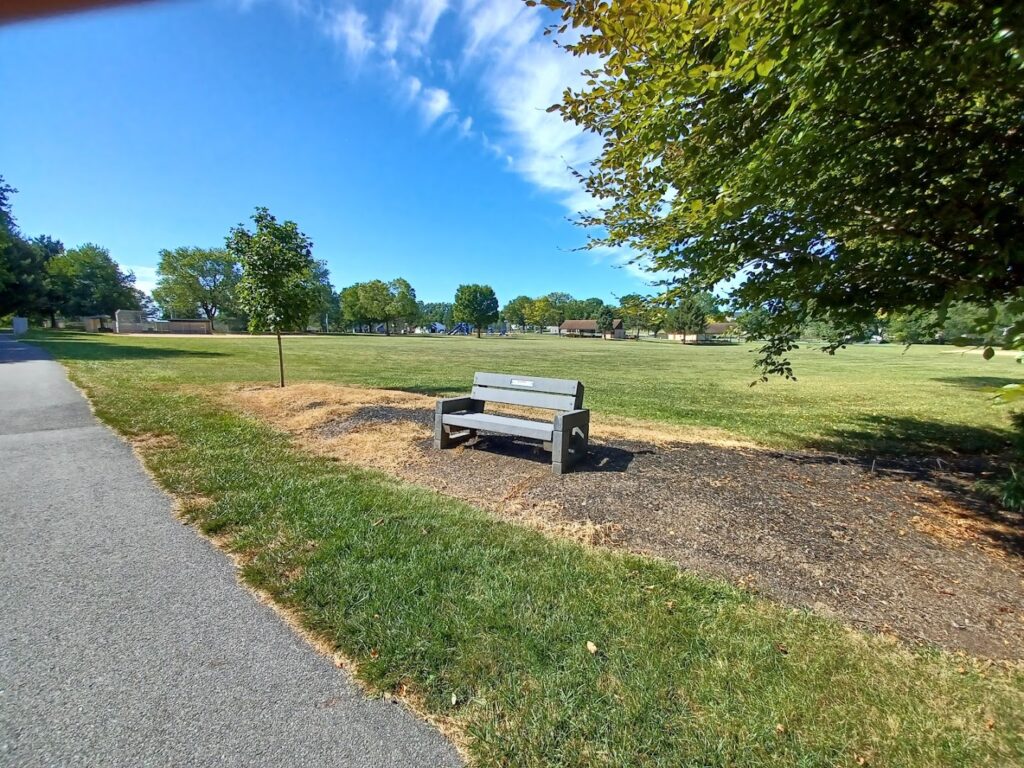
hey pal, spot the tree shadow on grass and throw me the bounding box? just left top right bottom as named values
left=809, top=414, right=1013, bottom=458
left=932, top=375, right=1022, bottom=391
left=15, top=337, right=227, bottom=363
left=390, top=384, right=461, bottom=397
left=803, top=414, right=1023, bottom=558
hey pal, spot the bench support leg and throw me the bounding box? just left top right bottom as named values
left=434, top=397, right=482, bottom=449
left=551, top=409, right=590, bottom=475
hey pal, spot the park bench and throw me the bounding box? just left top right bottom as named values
left=434, top=372, right=590, bottom=474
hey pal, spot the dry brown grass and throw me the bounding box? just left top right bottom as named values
left=228, top=381, right=756, bottom=449
left=325, top=421, right=433, bottom=471
left=221, top=383, right=638, bottom=545
left=230, top=382, right=425, bottom=428
left=129, top=432, right=182, bottom=451
left=911, top=490, right=1023, bottom=562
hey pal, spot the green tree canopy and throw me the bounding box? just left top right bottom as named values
left=524, top=296, right=558, bottom=329
left=228, top=207, right=321, bottom=386
left=543, top=0, right=1024, bottom=377
left=47, top=244, right=140, bottom=319
left=501, top=295, right=533, bottom=329
left=153, top=246, right=240, bottom=322
left=418, top=301, right=454, bottom=327
left=666, top=292, right=718, bottom=342
left=0, top=178, right=67, bottom=323
left=388, top=278, right=419, bottom=331
left=309, top=261, right=336, bottom=332
left=617, top=294, right=650, bottom=339
left=453, top=283, right=499, bottom=338
left=339, top=278, right=418, bottom=334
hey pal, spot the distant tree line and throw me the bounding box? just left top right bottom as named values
left=0, top=177, right=143, bottom=325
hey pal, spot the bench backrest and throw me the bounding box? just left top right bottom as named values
left=471, top=372, right=584, bottom=412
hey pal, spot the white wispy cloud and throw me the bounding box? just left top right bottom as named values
left=247, top=0, right=606, bottom=201
left=456, top=0, right=603, bottom=214
left=404, top=74, right=423, bottom=99
left=325, top=5, right=375, bottom=63
left=381, top=10, right=402, bottom=54
left=420, top=86, right=453, bottom=125
left=374, top=0, right=449, bottom=58
left=410, top=0, right=449, bottom=49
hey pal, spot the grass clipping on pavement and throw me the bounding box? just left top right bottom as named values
left=73, top=376, right=1022, bottom=768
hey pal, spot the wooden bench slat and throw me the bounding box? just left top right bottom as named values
left=443, top=412, right=554, bottom=442
left=473, top=371, right=581, bottom=396
left=470, top=385, right=578, bottom=412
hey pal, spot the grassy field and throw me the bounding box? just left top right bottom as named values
left=26, top=331, right=1024, bottom=767
left=33, top=330, right=1024, bottom=455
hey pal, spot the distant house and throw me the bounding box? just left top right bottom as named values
left=559, top=318, right=625, bottom=339
left=667, top=321, right=739, bottom=343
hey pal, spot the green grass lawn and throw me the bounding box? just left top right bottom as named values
left=32, top=330, right=1024, bottom=455
left=26, top=331, right=1024, bottom=767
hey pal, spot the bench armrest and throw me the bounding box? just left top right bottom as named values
left=554, top=409, right=589, bottom=431
left=436, top=396, right=477, bottom=414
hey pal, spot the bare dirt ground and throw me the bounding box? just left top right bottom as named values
left=229, top=383, right=1024, bottom=660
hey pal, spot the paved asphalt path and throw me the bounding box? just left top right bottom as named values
left=0, top=336, right=463, bottom=767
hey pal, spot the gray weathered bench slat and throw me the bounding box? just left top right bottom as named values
left=469, top=385, right=577, bottom=412
left=442, top=413, right=554, bottom=442
left=434, top=371, right=589, bottom=474
left=472, top=372, right=582, bottom=395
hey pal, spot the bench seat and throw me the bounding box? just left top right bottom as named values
left=442, top=412, right=554, bottom=442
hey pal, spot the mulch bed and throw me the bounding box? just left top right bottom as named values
left=320, top=403, right=1024, bottom=660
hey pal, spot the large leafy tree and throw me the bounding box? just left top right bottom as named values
left=2, top=236, right=53, bottom=319
left=617, top=293, right=650, bottom=339
left=418, top=301, right=454, bottom=327
left=666, top=292, right=718, bottom=342
left=0, top=178, right=67, bottom=322
left=542, top=0, right=1024, bottom=377
left=46, top=244, right=140, bottom=319
left=524, top=296, right=557, bottom=329
left=339, top=278, right=417, bottom=333
left=572, top=296, right=607, bottom=320
left=501, top=295, right=533, bottom=330
left=309, top=261, right=337, bottom=331
left=388, top=278, right=420, bottom=332
left=153, top=246, right=240, bottom=323
left=228, top=207, right=321, bottom=387
left=453, top=283, right=499, bottom=338
left=596, top=305, right=616, bottom=336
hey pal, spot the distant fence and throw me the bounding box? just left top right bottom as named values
left=115, top=310, right=211, bottom=334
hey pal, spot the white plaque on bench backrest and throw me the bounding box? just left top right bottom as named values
left=510, top=379, right=534, bottom=387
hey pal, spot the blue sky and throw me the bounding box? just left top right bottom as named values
left=0, top=0, right=650, bottom=304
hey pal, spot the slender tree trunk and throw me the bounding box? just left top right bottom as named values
left=476, top=324, right=481, bottom=338
left=277, top=331, right=285, bottom=388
